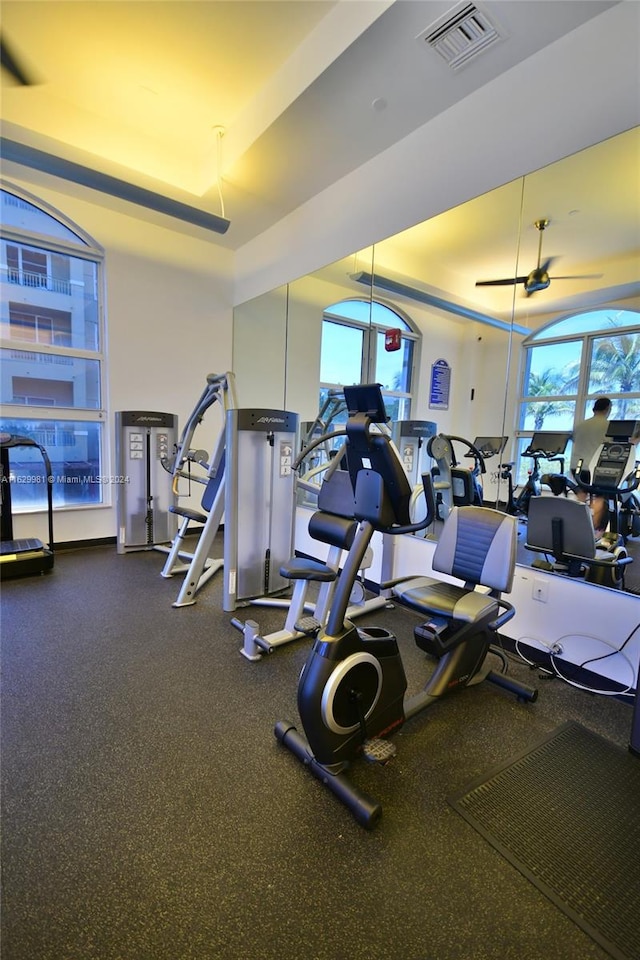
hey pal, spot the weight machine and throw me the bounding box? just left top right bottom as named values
left=223, top=407, right=299, bottom=612
left=115, top=410, right=178, bottom=553
left=159, top=372, right=236, bottom=607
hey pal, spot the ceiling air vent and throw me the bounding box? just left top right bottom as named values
left=418, top=3, right=503, bottom=70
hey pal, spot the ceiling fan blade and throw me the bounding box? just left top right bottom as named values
left=475, top=277, right=529, bottom=287
left=539, top=256, right=557, bottom=274
left=0, top=35, right=37, bottom=86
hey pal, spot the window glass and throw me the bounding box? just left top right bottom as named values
left=1, top=349, right=101, bottom=408
left=520, top=399, right=576, bottom=433
left=0, top=417, right=103, bottom=507
left=588, top=331, right=640, bottom=395
left=1, top=190, right=85, bottom=243
left=516, top=309, right=640, bottom=491
left=523, top=341, right=583, bottom=397
left=320, top=320, right=364, bottom=385
left=319, top=299, right=417, bottom=424
left=2, top=250, right=99, bottom=351
left=530, top=309, right=639, bottom=339
left=375, top=330, right=413, bottom=394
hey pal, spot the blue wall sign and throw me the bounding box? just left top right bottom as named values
left=429, top=358, right=451, bottom=410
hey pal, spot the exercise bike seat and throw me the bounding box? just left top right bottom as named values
left=392, top=505, right=517, bottom=624
left=280, top=509, right=358, bottom=582
left=394, top=577, right=500, bottom=623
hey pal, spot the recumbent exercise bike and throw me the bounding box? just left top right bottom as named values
left=275, top=383, right=537, bottom=828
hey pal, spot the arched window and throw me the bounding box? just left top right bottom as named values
left=0, top=184, right=106, bottom=510
left=513, top=308, right=640, bottom=481
left=320, top=298, right=419, bottom=422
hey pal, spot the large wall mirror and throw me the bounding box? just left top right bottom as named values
left=232, top=126, right=640, bottom=592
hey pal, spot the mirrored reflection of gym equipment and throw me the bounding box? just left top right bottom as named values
left=573, top=419, right=640, bottom=541
left=231, top=435, right=392, bottom=661
left=115, top=410, right=179, bottom=553
left=497, top=431, right=571, bottom=518
left=392, top=420, right=437, bottom=531
left=159, top=372, right=237, bottom=607
left=525, top=497, right=632, bottom=590
left=297, top=389, right=348, bottom=504
left=428, top=433, right=501, bottom=520
left=0, top=433, right=54, bottom=579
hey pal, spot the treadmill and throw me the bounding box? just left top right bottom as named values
left=1, top=433, right=54, bottom=579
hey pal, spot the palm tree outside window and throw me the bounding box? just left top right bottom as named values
left=515, top=310, right=640, bottom=484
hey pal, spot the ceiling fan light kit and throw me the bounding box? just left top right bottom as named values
left=476, top=217, right=602, bottom=296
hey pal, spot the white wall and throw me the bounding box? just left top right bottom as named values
left=5, top=172, right=234, bottom=545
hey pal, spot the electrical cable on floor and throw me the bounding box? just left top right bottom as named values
left=512, top=636, right=555, bottom=676
left=515, top=632, right=637, bottom=698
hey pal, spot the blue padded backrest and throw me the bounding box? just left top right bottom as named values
left=201, top=449, right=225, bottom=512
left=432, top=506, right=517, bottom=593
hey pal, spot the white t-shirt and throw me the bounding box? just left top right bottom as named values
left=570, top=414, right=609, bottom=472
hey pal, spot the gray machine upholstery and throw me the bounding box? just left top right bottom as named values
left=525, top=495, right=631, bottom=586
left=393, top=506, right=517, bottom=623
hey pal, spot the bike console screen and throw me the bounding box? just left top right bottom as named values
left=606, top=420, right=639, bottom=442
left=526, top=432, right=571, bottom=457
left=472, top=436, right=508, bottom=458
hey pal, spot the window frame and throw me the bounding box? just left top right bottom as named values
left=514, top=309, right=640, bottom=483
left=0, top=182, right=108, bottom=512
left=320, top=297, right=420, bottom=420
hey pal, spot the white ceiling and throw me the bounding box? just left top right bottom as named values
left=1, top=0, right=638, bottom=319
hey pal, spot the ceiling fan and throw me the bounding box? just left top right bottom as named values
left=0, top=33, right=38, bottom=86
left=476, top=218, right=602, bottom=296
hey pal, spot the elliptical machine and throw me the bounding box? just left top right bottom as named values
left=274, top=384, right=537, bottom=828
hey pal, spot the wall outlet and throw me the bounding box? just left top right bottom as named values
left=532, top=577, right=549, bottom=602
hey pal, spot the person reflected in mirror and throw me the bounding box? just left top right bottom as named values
left=570, top=397, right=612, bottom=537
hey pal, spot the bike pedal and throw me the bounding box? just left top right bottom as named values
left=294, top=616, right=322, bottom=637
left=362, top=737, right=397, bottom=765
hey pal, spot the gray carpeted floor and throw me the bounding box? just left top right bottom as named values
left=1, top=544, right=637, bottom=960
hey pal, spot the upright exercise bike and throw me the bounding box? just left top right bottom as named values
left=275, top=384, right=537, bottom=828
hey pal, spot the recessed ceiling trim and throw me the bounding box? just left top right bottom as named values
left=0, top=139, right=231, bottom=235
left=352, top=271, right=530, bottom=335
left=418, top=2, right=503, bottom=70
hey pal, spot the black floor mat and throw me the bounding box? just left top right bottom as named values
left=449, top=722, right=640, bottom=960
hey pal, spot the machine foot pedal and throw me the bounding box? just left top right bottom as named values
left=362, top=738, right=396, bottom=765
left=294, top=616, right=322, bottom=637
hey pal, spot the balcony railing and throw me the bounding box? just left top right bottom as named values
left=2, top=266, right=71, bottom=295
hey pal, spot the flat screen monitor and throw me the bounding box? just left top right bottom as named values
left=527, top=431, right=571, bottom=455
left=605, top=419, right=638, bottom=441
left=472, top=436, right=508, bottom=457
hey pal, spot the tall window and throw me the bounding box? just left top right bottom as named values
left=320, top=299, right=419, bottom=422
left=0, top=186, right=106, bottom=509
left=514, top=309, right=640, bottom=481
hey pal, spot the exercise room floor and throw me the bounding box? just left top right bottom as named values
left=1, top=544, right=636, bottom=960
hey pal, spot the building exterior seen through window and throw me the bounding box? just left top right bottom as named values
left=0, top=187, right=106, bottom=510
